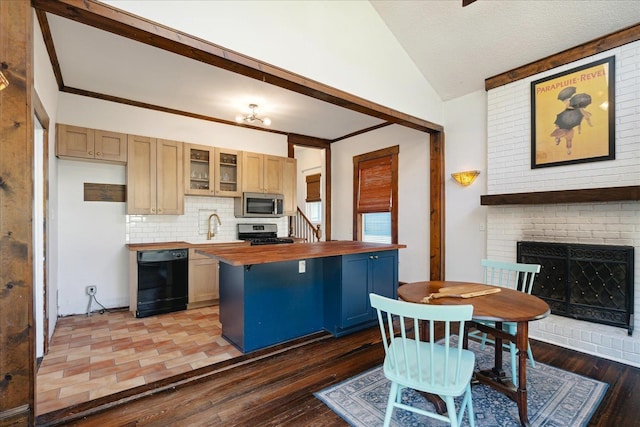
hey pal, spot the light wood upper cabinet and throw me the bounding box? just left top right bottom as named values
left=184, top=144, right=215, bottom=196
left=283, top=157, right=297, bottom=216
left=242, top=151, right=264, bottom=193
left=242, top=151, right=283, bottom=194
left=127, top=135, right=184, bottom=215
left=214, top=148, right=242, bottom=197
left=264, top=155, right=284, bottom=194
left=56, top=123, right=127, bottom=164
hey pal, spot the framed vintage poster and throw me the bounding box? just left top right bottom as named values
left=530, top=56, right=615, bottom=169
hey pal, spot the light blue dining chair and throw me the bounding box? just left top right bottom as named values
left=370, top=293, right=475, bottom=427
left=467, top=259, right=541, bottom=386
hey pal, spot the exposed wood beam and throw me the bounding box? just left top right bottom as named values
left=62, top=86, right=289, bottom=136
left=331, top=122, right=393, bottom=143
left=480, top=185, right=640, bottom=206
left=287, top=134, right=331, bottom=150
left=429, top=132, right=445, bottom=281
left=35, top=8, right=63, bottom=90
left=486, top=23, right=640, bottom=91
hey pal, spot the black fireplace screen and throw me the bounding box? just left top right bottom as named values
left=517, top=241, right=634, bottom=335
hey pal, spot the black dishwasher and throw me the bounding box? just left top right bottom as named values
left=136, top=249, right=188, bottom=318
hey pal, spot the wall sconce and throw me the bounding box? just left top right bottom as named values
left=451, top=170, right=480, bottom=186
left=0, top=70, right=9, bottom=91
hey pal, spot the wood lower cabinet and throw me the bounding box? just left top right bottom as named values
left=188, top=249, right=219, bottom=309
left=127, top=135, right=184, bottom=215
left=56, top=123, right=127, bottom=164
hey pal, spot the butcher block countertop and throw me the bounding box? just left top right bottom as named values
left=126, top=241, right=249, bottom=251
left=196, top=241, right=406, bottom=266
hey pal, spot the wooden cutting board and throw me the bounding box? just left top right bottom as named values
left=420, top=284, right=501, bottom=303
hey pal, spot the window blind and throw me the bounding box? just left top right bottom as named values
left=305, top=173, right=321, bottom=202
left=356, top=156, right=392, bottom=213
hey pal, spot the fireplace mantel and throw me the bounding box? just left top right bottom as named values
left=480, top=185, right=640, bottom=206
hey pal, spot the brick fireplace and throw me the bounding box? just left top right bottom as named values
left=484, top=201, right=640, bottom=366
left=484, top=42, right=640, bottom=367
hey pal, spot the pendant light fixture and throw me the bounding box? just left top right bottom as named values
left=235, top=104, right=271, bottom=126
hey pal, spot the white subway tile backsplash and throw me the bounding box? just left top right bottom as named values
left=126, top=196, right=288, bottom=244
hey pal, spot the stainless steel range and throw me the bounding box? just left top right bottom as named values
left=237, top=223, right=294, bottom=245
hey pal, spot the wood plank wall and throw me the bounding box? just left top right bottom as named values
left=0, top=1, right=35, bottom=425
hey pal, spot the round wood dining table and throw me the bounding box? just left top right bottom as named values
left=398, top=281, right=550, bottom=427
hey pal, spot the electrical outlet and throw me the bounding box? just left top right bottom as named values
left=86, top=286, right=97, bottom=296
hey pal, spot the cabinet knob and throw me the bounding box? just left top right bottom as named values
left=88, top=151, right=93, bottom=155
left=369, top=255, right=374, bottom=259
left=157, top=208, right=163, bottom=213
left=96, top=152, right=102, bottom=157
left=151, top=208, right=156, bottom=213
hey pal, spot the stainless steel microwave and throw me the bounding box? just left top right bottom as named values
left=234, top=192, right=285, bottom=218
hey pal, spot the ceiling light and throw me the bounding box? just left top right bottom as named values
left=235, top=104, right=271, bottom=126
left=451, top=170, right=480, bottom=186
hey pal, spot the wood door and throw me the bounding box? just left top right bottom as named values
left=264, top=155, right=284, bottom=194
left=282, top=157, right=297, bottom=216
left=156, top=139, right=184, bottom=215
left=126, top=135, right=157, bottom=214
left=242, top=151, right=264, bottom=193
left=94, top=129, right=127, bottom=163
left=56, top=124, right=95, bottom=160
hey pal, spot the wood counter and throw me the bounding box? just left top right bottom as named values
left=127, top=241, right=249, bottom=251
left=196, top=241, right=407, bottom=266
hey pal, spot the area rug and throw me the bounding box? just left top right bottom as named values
left=315, top=338, right=608, bottom=427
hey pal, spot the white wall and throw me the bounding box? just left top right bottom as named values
left=486, top=42, right=640, bottom=367
left=33, top=123, right=44, bottom=358
left=34, top=11, right=61, bottom=344
left=332, top=125, right=430, bottom=283
left=103, top=0, right=444, bottom=125
left=443, top=90, right=488, bottom=282
left=57, top=160, right=128, bottom=314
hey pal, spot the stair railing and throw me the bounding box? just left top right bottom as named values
left=289, top=207, right=322, bottom=243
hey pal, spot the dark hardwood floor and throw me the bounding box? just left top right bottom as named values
left=37, top=326, right=640, bottom=426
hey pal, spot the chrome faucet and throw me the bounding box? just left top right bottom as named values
left=207, top=213, right=222, bottom=240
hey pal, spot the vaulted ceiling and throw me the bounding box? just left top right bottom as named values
left=33, top=1, right=640, bottom=140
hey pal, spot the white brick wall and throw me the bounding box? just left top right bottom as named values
left=126, top=196, right=289, bottom=244
left=486, top=41, right=640, bottom=367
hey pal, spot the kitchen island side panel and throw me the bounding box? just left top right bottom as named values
left=219, top=263, right=247, bottom=351
left=219, top=258, right=324, bottom=353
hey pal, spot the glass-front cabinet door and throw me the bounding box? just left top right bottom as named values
left=184, top=144, right=215, bottom=196
left=214, top=148, right=242, bottom=197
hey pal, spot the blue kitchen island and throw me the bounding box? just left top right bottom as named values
left=197, top=241, right=405, bottom=353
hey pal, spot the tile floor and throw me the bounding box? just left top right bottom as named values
left=36, top=305, right=242, bottom=415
